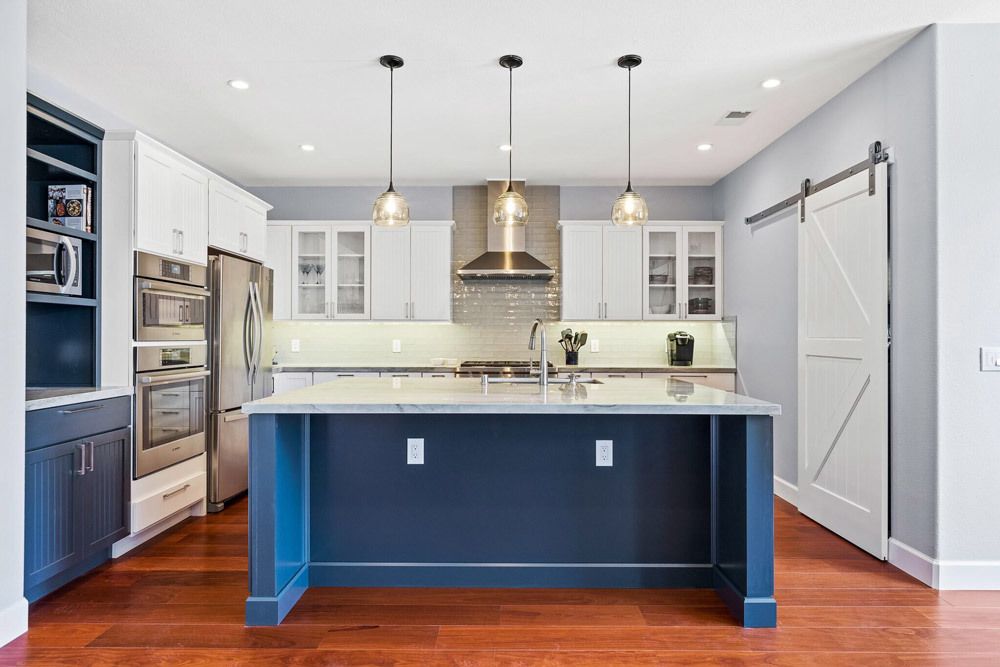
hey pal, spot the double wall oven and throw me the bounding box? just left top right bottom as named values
left=134, top=252, right=211, bottom=477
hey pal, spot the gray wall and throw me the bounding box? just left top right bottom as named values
left=560, top=186, right=716, bottom=220
left=935, top=24, right=1000, bottom=561
left=713, top=27, right=939, bottom=556
left=0, top=0, right=27, bottom=644
left=248, top=186, right=453, bottom=220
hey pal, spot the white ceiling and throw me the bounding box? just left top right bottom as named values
left=27, top=1, right=1000, bottom=186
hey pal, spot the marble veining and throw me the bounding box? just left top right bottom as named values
left=243, top=377, right=779, bottom=416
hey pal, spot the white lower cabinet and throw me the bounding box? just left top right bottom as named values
left=642, top=372, right=736, bottom=392
left=372, top=222, right=453, bottom=321
left=313, top=372, right=380, bottom=383
left=272, top=372, right=313, bottom=395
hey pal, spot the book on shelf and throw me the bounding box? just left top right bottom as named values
left=47, top=184, right=93, bottom=233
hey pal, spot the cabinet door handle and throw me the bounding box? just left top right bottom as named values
left=604, top=302, right=608, bottom=319
left=59, top=404, right=103, bottom=415
left=410, top=301, right=415, bottom=319
left=162, top=483, right=191, bottom=500
left=597, top=302, right=602, bottom=319
left=76, top=443, right=87, bottom=476
left=86, top=441, right=95, bottom=472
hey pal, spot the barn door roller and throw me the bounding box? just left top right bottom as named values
left=744, top=141, right=889, bottom=226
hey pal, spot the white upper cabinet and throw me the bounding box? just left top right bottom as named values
left=372, top=222, right=453, bottom=321
left=643, top=222, right=723, bottom=320
left=371, top=227, right=411, bottom=320
left=265, top=225, right=292, bottom=320
left=290, top=223, right=371, bottom=320
left=560, top=222, right=642, bottom=321
left=208, top=178, right=270, bottom=262
left=114, top=132, right=270, bottom=267
left=409, top=225, right=452, bottom=321
left=134, top=138, right=208, bottom=264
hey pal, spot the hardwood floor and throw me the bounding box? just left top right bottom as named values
left=3, top=497, right=1000, bottom=665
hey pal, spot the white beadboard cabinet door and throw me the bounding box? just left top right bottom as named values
left=208, top=179, right=242, bottom=255
left=602, top=226, right=642, bottom=320
left=172, top=161, right=209, bottom=265
left=371, top=227, right=412, bottom=320
left=265, top=225, right=292, bottom=320
left=243, top=201, right=268, bottom=262
left=134, top=141, right=179, bottom=259
left=560, top=225, right=603, bottom=321
left=409, top=225, right=452, bottom=321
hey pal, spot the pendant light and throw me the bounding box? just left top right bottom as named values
left=372, top=55, right=410, bottom=227
left=611, top=54, right=648, bottom=226
left=493, top=55, right=529, bottom=226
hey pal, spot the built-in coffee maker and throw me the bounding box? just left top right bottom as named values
left=668, top=331, right=695, bottom=366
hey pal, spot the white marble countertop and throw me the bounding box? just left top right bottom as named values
left=244, top=377, right=779, bottom=416
left=273, top=363, right=736, bottom=374
left=25, top=386, right=132, bottom=412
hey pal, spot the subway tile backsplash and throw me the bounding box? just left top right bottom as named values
left=270, top=185, right=736, bottom=368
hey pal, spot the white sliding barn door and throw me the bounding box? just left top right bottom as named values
left=798, top=163, right=889, bottom=559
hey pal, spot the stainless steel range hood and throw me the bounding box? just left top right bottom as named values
left=457, top=180, right=555, bottom=281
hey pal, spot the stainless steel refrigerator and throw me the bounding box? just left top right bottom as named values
left=207, top=252, right=273, bottom=512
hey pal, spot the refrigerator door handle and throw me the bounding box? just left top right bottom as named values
left=251, top=281, right=264, bottom=384
left=243, top=283, right=254, bottom=386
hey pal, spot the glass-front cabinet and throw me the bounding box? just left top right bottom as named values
left=642, top=222, right=723, bottom=321
left=291, top=223, right=370, bottom=320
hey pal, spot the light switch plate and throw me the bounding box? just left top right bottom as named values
left=407, top=438, right=424, bottom=464
left=590, top=338, right=600, bottom=353
left=981, top=347, right=1000, bottom=371
left=290, top=339, right=300, bottom=353
left=392, top=339, right=402, bottom=353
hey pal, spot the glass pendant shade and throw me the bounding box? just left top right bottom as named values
left=493, top=186, right=529, bottom=227
left=372, top=186, right=410, bottom=227
left=611, top=187, right=648, bottom=226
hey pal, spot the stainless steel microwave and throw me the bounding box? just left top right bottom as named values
left=26, top=227, right=82, bottom=296
left=134, top=252, right=209, bottom=342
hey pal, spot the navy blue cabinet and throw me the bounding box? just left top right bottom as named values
left=24, top=441, right=84, bottom=590
left=25, top=397, right=131, bottom=602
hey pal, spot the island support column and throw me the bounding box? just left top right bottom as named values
left=712, top=414, right=777, bottom=627
left=246, top=414, right=310, bottom=626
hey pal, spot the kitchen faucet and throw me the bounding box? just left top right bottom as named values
left=528, top=318, right=549, bottom=387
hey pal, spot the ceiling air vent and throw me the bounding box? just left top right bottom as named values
left=716, top=110, right=753, bottom=126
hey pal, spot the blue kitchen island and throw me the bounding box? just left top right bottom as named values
left=241, top=377, right=781, bottom=627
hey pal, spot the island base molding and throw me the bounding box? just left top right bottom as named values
left=247, top=411, right=776, bottom=628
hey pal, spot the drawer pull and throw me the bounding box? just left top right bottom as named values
left=59, top=404, right=103, bottom=415
left=162, top=484, right=191, bottom=500
left=671, top=374, right=708, bottom=378
left=224, top=412, right=249, bottom=423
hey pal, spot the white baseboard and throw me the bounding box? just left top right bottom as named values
left=0, top=596, right=28, bottom=647
left=773, top=475, right=798, bottom=505
left=889, top=538, right=1000, bottom=590
left=111, top=503, right=199, bottom=558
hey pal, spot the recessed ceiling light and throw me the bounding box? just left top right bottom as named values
left=761, top=78, right=782, bottom=89
left=299, top=144, right=315, bottom=152
left=697, top=143, right=714, bottom=152
left=227, top=79, right=250, bottom=90
left=499, top=144, right=512, bottom=152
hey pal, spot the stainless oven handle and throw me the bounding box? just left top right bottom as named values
left=138, top=280, right=210, bottom=298
left=139, top=369, right=211, bottom=385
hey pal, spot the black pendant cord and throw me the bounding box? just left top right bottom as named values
left=626, top=65, right=632, bottom=192
left=388, top=65, right=394, bottom=191
left=507, top=63, right=513, bottom=191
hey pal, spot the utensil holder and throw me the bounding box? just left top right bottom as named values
left=565, top=351, right=579, bottom=365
